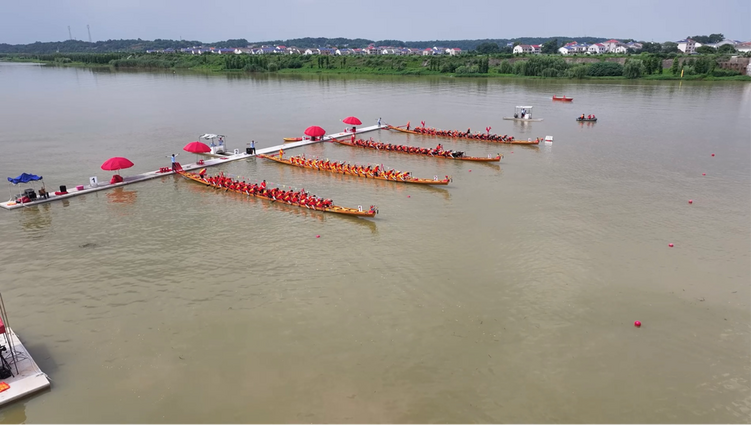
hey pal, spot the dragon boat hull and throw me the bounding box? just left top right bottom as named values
left=258, top=154, right=450, bottom=185
left=177, top=171, right=377, bottom=217
left=388, top=125, right=539, bottom=144
left=331, top=138, right=502, bottom=162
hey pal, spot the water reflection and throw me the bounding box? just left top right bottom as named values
left=106, top=187, right=138, bottom=204
left=18, top=204, right=52, bottom=234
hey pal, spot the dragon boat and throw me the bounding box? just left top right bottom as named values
left=258, top=154, right=451, bottom=185
left=331, top=137, right=502, bottom=162
left=576, top=117, right=598, bottom=122
left=177, top=169, right=377, bottom=217
left=552, top=95, right=573, bottom=101
left=388, top=125, right=540, bottom=145
left=283, top=137, right=303, bottom=142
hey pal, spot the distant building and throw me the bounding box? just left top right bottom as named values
left=736, top=42, right=751, bottom=53
left=612, top=45, right=628, bottom=54
left=626, top=42, right=643, bottom=51
left=587, top=43, right=607, bottom=54
left=707, top=39, right=738, bottom=49
left=513, top=44, right=540, bottom=54
left=602, top=39, right=621, bottom=51
left=677, top=38, right=701, bottom=54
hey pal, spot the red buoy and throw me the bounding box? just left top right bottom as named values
left=469, top=170, right=472, bottom=172
left=702, top=173, right=706, bottom=176
left=711, top=153, right=715, bottom=157
left=688, top=200, right=693, bottom=204
left=407, top=195, right=411, bottom=198
left=316, top=235, right=320, bottom=238
left=669, top=243, right=674, bottom=247
left=634, top=321, right=641, bottom=327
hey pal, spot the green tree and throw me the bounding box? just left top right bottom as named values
left=717, top=44, right=737, bottom=54
left=661, top=42, right=680, bottom=53
left=696, top=45, right=717, bottom=54
left=475, top=42, right=500, bottom=54
left=541, top=38, right=559, bottom=54
left=622, top=59, right=645, bottom=78
left=566, top=64, right=588, bottom=79
left=691, top=34, right=724, bottom=44
left=587, top=61, right=623, bottom=76
left=497, top=59, right=513, bottom=74
left=670, top=58, right=681, bottom=75
left=640, top=42, right=662, bottom=53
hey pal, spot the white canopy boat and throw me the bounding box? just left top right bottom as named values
left=200, top=134, right=229, bottom=155
left=0, top=293, right=51, bottom=407
left=503, top=106, right=544, bottom=122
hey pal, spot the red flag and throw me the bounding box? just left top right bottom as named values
left=421, top=121, right=425, bottom=127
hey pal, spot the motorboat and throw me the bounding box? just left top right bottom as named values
left=503, top=106, right=543, bottom=122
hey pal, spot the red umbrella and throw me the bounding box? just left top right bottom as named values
left=183, top=141, right=211, bottom=153
left=101, top=157, right=134, bottom=174
left=304, top=126, right=326, bottom=138
left=342, top=116, right=362, bottom=125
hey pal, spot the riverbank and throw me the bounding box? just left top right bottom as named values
left=2, top=54, right=750, bottom=81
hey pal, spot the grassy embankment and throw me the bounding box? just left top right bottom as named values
left=2, top=52, right=749, bottom=81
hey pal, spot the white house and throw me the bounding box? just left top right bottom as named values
left=626, top=42, right=643, bottom=51
left=514, top=44, right=537, bottom=54
left=587, top=43, right=607, bottom=54
left=736, top=42, right=751, bottom=53
left=677, top=38, right=701, bottom=54
left=446, top=48, right=461, bottom=56
left=602, top=39, right=621, bottom=51
left=708, top=39, right=738, bottom=49
left=612, top=45, right=628, bottom=54
left=558, top=46, right=576, bottom=55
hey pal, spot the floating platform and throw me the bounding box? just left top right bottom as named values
left=0, top=124, right=386, bottom=210
left=0, top=328, right=51, bottom=407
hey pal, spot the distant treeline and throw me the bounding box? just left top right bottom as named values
left=2, top=51, right=746, bottom=80
left=0, top=36, right=615, bottom=54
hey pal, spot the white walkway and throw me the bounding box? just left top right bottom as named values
left=1, top=124, right=386, bottom=210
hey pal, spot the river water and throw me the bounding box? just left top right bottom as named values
left=0, top=62, right=749, bottom=423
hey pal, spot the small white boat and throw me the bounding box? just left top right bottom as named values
left=0, top=294, right=51, bottom=407
left=503, top=106, right=544, bottom=122
left=544, top=135, right=554, bottom=143
left=200, top=133, right=230, bottom=156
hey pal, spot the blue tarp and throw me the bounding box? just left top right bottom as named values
left=7, top=173, right=43, bottom=184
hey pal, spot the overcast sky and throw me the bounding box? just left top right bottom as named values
left=1, top=0, right=748, bottom=45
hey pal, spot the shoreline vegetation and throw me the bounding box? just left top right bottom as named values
left=1, top=52, right=749, bottom=81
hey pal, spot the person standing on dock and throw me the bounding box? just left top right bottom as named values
left=250, top=140, right=256, bottom=155
left=170, top=154, right=178, bottom=171
left=377, top=117, right=381, bottom=127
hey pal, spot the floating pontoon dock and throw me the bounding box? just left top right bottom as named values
left=1, top=125, right=385, bottom=210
